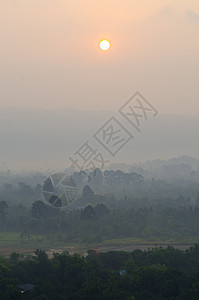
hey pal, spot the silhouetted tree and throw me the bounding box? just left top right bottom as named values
left=82, top=185, right=94, bottom=201
left=31, top=201, right=47, bottom=218
left=80, top=205, right=96, bottom=220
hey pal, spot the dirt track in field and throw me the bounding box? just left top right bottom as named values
left=46, top=243, right=194, bottom=257
left=0, top=243, right=195, bottom=257
left=94, top=243, right=194, bottom=252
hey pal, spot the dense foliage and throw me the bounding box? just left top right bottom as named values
left=1, top=246, right=199, bottom=299
left=0, top=166, right=199, bottom=298
left=0, top=170, right=199, bottom=244
left=1, top=201, right=199, bottom=243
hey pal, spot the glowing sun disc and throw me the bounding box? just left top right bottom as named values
left=99, top=39, right=111, bottom=51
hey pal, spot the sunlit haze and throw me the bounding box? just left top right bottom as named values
left=1, top=3, right=199, bottom=289
left=0, top=0, right=199, bottom=114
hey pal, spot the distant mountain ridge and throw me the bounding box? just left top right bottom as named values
left=110, top=155, right=199, bottom=170
left=136, top=156, right=199, bottom=170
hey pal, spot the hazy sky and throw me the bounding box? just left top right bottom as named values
left=1, top=0, right=199, bottom=114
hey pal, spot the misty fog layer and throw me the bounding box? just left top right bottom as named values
left=0, top=108, right=198, bottom=171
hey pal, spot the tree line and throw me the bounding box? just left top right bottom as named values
left=2, top=245, right=199, bottom=299
left=1, top=196, right=199, bottom=243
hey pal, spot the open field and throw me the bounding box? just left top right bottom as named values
left=0, top=232, right=53, bottom=256
left=0, top=232, right=198, bottom=257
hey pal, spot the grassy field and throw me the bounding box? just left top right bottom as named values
left=0, top=232, right=198, bottom=256
left=0, top=232, right=54, bottom=256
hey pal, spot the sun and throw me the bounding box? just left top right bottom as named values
left=99, top=39, right=111, bottom=51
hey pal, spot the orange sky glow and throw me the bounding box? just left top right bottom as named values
left=0, top=0, right=199, bottom=114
